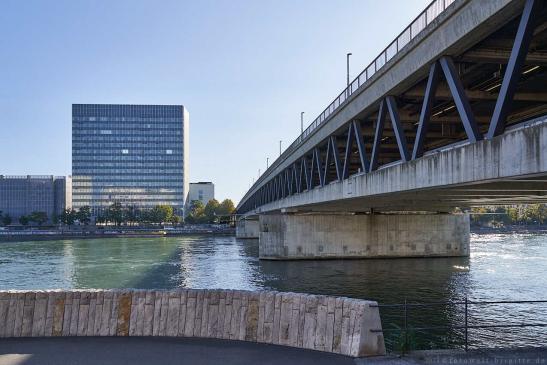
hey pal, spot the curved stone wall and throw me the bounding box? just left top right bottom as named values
left=0, top=289, right=385, bottom=357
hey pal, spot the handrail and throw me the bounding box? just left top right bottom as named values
left=240, top=0, right=457, bottom=207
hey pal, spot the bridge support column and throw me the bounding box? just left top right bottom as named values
left=259, top=213, right=469, bottom=260
left=236, top=218, right=260, bottom=239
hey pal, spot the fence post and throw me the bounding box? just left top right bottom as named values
left=404, top=299, right=408, bottom=356
left=464, top=297, right=468, bottom=351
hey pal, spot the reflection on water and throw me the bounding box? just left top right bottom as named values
left=0, top=233, right=546, bottom=350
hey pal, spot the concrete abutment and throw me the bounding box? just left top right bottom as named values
left=236, top=218, right=259, bottom=238
left=259, top=213, right=470, bottom=260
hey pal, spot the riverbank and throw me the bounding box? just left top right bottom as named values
left=471, top=224, right=547, bottom=234
left=2, top=224, right=544, bottom=242
left=0, top=226, right=235, bottom=242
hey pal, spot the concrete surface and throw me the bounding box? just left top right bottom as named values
left=236, top=219, right=259, bottom=238
left=0, top=337, right=355, bottom=365
left=259, top=213, right=469, bottom=260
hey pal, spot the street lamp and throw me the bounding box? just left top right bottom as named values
left=347, top=52, right=352, bottom=87
left=301, top=112, right=305, bottom=134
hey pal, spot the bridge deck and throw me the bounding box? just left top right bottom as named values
left=238, top=0, right=547, bottom=214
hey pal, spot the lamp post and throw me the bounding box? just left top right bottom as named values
left=301, top=112, right=305, bottom=134
left=347, top=52, right=352, bottom=87
left=266, top=157, right=269, bottom=169
left=279, top=140, right=282, bottom=156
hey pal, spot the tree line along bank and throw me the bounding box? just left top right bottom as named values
left=0, top=198, right=236, bottom=227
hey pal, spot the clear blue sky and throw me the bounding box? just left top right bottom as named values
left=0, top=0, right=430, bottom=203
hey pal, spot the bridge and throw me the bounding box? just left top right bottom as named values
left=236, top=0, right=547, bottom=260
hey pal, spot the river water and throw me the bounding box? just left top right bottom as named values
left=1, top=233, right=546, bottom=350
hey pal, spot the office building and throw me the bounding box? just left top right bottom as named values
left=72, top=104, right=189, bottom=217
left=0, top=175, right=71, bottom=222
left=187, top=182, right=215, bottom=207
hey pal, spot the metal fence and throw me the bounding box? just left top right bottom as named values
left=371, top=299, right=547, bottom=354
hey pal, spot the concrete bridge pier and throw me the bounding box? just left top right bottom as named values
left=236, top=217, right=260, bottom=238
left=259, top=213, right=470, bottom=260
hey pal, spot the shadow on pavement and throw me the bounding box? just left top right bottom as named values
left=0, top=337, right=355, bottom=365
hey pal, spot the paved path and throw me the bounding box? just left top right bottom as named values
left=0, top=337, right=354, bottom=365
left=1, top=338, right=545, bottom=365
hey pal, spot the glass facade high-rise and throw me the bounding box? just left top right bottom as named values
left=72, top=104, right=189, bottom=217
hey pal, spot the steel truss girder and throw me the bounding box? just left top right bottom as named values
left=343, top=120, right=370, bottom=178
left=370, top=98, right=387, bottom=172
left=323, top=136, right=342, bottom=184
left=314, top=147, right=325, bottom=187
left=369, top=96, right=411, bottom=171
left=303, top=156, right=311, bottom=191
left=285, top=168, right=292, bottom=196
left=488, top=0, right=541, bottom=138
left=385, top=96, right=411, bottom=162
left=412, top=62, right=441, bottom=159
left=438, top=56, right=483, bottom=142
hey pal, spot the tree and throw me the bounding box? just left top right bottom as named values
left=106, top=202, right=124, bottom=226
left=218, top=199, right=236, bottom=216
left=77, top=206, right=92, bottom=225
left=19, top=215, right=29, bottom=226
left=149, top=205, right=174, bottom=224
left=204, top=199, right=220, bottom=223
left=125, top=206, right=140, bottom=225
left=170, top=215, right=182, bottom=225
left=506, top=207, right=519, bottom=224
left=61, top=209, right=76, bottom=225
left=186, top=200, right=207, bottom=224
left=2, top=214, right=12, bottom=226
left=29, top=211, right=48, bottom=226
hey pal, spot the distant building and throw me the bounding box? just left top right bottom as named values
left=0, top=175, right=72, bottom=223
left=72, top=104, right=189, bottom=218
left=187, top=182, right=215, bottom=208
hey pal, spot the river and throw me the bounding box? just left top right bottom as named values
left=1, top=233, right=546, bottom=351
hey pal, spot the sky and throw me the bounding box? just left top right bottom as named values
left=0, top=0, right=431, bottom=203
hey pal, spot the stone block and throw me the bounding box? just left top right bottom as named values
left=116, top=291, right=132, bottom=336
